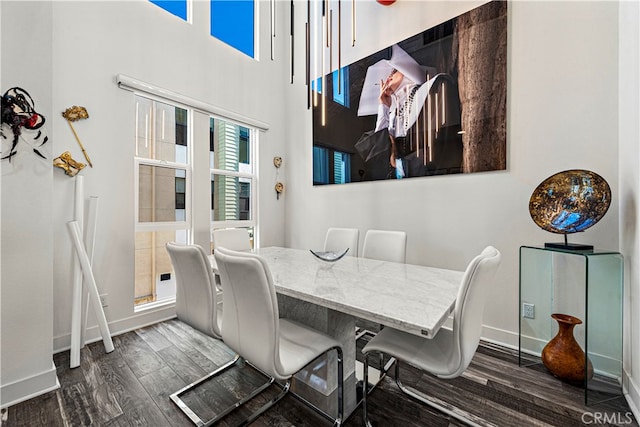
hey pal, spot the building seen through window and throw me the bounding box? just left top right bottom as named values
left=210, top=118, right=257, bottom=250
left=134, top=95, right=190, bottom=307
left=313, top=146, right=351, bottom=185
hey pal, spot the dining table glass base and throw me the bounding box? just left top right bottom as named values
left=278, top=295, right=391, bottom=421
left=279, top=295, right=357, bottom=417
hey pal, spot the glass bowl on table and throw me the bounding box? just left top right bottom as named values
left=309, top=248, right=349, bottom=262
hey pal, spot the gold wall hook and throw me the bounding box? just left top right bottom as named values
left=275, top=182, right=284, bottom=200
left=274, top=157, right=284, bottom=199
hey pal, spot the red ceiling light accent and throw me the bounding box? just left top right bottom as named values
left=377, top=0, right=396, bottom=5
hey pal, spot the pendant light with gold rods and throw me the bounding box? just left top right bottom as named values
left=290, top=0, right=294, bottom=84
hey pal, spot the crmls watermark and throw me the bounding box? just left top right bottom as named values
left=581, top=411, right=634, bottom=425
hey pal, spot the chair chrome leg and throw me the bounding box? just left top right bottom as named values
left=203, top=376, right=276, bottom=427
left=240, top=346, right=344, bottom=426
left=362, top=352, right=373, bottom=427
left=394, top=360, right=492, bottom=427
left=170, top=354, right=241, bottom=426
left=174, top=347, right=344, bottom=426
left=335, top=346, right=344, bottom=426
left=171, top=354, right=277, bottom=427
left=238, top=380, right=292, bottom=426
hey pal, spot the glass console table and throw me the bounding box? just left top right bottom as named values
left=518, top=245, right=623, bottom=405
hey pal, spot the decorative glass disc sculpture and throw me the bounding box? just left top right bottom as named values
left=529, top=169, right=611, bottom=249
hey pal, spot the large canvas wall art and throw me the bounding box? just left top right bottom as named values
left=312, top=1, right=507, bottom=185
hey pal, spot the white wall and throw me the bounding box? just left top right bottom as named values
left=619, top=0, right=640, bottom=415
left=0, top=1, right=59, bottom=408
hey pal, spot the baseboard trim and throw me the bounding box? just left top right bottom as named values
left=53, top=304, right=177, bottom=353
left=624, top=372, right=640, bottom=423
left=481, top=324, right=519, bottom=350
left=0, top=361, right=60, bottom=409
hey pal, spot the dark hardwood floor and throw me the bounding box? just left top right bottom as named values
left=1, top=319, right=637, bottom=427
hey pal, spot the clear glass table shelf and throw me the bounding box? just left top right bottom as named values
left=518, top=245, right=623, bottom=406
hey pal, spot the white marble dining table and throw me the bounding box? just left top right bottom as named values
left=254, top=246, right=463, bottom=338
left=209, top=246, right=464, bottom=420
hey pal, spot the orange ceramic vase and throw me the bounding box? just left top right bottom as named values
left=541, top=313, right=594, bottom=382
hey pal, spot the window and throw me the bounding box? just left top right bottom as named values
left=210, top=117, right=257, bottom=249
left=120, top=74, right=266, bottom=309
left=332, top=67, right=350, bottom=107
left=148, top=0, right=254, bottom=56
left=313, top=146, right=351, bottom=185
left=210, top=0, right=255, bottom=58
left=134, top=95, right=191, bottom=307
left=333, top=151, right=350, bottom=184
left=313, top=65, right=351, bottom=107
left=149, top=0, right=189, bottom=21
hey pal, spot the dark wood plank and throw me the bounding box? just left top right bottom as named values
left=78, top=343, right=124, bottom=423
left=160, top=319, right=235, bottom=363
left=48, top=346, right=114, bottom=426
left=0, top=391, right=65, bottom=427
left=137, top=366, right=195, bottom=427
left=467, top=353, right=589, bottom=410
left=102, top=414, right=134, bottom=427
left=156, top=344, right=209, bottom=384
left=469, top=350, right=628, bottom=417
left=135, top=324, right=174, bottom=352
left=95, top=342, right=173, bottom=426
left=114, top=330, right=168, bottom=378
left=153, top=321, right=230, bottom=372
left=354, top=377, right=460, bottom=427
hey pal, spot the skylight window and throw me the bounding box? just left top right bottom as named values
left=211, top=0, right=255, bottom=58
left=149, top=0, right=188, bottom=21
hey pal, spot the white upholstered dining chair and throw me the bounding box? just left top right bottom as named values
left=361, top=229, right=406, bottom=263
left=166, top=242, right=222, bottom=340
left=212, top=227, right=252, bottom=252
left=361, top=246, right=501, bottom=427
left=358, top=230, right=407, bottom=339
left=324, top=227, right=359, bottom=257
left=212, top=227, right=252, bottom=289
left=214, top=247, right=345, bottom=426
left=165, top=242, right=240, bottom=426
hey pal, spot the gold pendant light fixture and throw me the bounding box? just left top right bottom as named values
left=306, top=0, right=311, bottom=107
left=290, top=0, right=294, bottom=83
left=351, top=0, right=356, bottom=46
left=337, top=0, right=341, bottom=93
left=321, top=0, right=326, bottom=126
left=270, top=0, right=276, bottom=60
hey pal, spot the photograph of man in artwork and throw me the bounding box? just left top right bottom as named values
left=311, top=0, right=507, bottom=184
left=355, top=44, right=464, bottom=180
